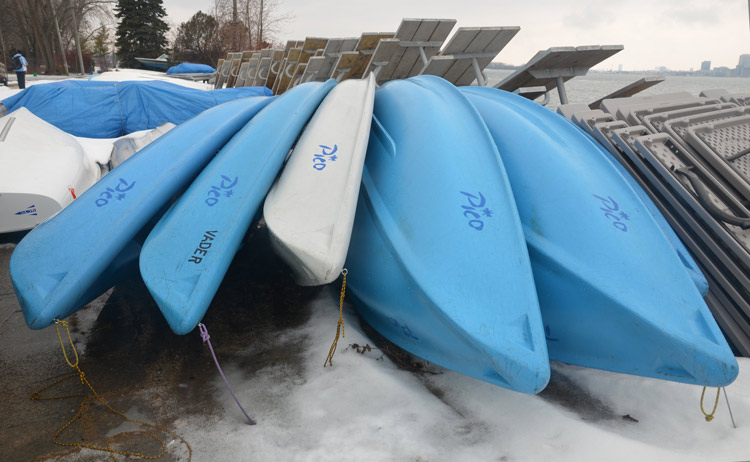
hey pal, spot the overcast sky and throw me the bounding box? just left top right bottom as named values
left=161, top=0, right=750, bottom=71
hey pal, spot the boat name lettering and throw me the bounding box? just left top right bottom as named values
left=593, top=194, right=629, bottom=232
left=312, top=144, right=338, bottom=171
left=95, top=178, right=136, bottom=207
left=206, top=175, right=238, bottom=207
left=386, top=316, right=419, bottom=341
left=15, top=205, right=37, bottom=216
left=188, top=230, right=218, bottom=263
left=459, top=191, right=492, bottom=231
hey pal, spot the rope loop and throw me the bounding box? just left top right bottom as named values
left=29, top=320, right=193, bottom=460
left=55, top=319, right=79, bottom=368
left=700, top=386, right=721, bottom=422
left=198, top=323, right=256, bottom=425
left=198, top=322, right=211, bottom=342
left=324, top=269, right=348, bottom=367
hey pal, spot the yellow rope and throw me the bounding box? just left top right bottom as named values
left=30, top=320, right=192, bottom=461
left=324, top=269, right=348, bottom=367
left=56, top=317, right=79, bottom=367
left=700, top=386, right=721, bottom=422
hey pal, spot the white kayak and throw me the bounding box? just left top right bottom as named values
left=263, top=74, right=376, bottom=285
left=0, top=107, right=100, bottom=233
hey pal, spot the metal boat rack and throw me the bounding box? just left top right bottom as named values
left=210, top=18, right=518, bottom=94
left=560, top=91, right=750, bottom=356
left=208, top=17, right=638, bottom=101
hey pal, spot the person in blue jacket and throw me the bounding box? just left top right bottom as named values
left=11, top=50, right=28, bottom=89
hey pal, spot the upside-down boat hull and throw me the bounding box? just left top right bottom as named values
left=140, top=80, right=336, bottom=335
left=462, top=86, right=738, bottom=386
left=264, top=75, right=376, bottom=286
left=10, top=96, right=273, bottom=329
left=345, top=76, right=550, bottom=394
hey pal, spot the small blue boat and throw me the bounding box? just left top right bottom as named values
left=345, top=76, right=550, bottom=394
left=139, top=80, right=336, bottom=335
left=10, top=96, right=273, bottom=329
left=462, top=86, right=738, bottom=387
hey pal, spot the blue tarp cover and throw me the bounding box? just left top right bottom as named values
left=1, top=80, right=271, bottom=138
left=167, top=63, right=216, bottom=74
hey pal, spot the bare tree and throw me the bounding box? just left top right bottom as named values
left=0, top=0, right=115, bottom=74
left=251, top=0, right=291, bottom=49
left=210, top=0, right=291, bottom=50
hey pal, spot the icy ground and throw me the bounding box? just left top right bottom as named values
left=0, top=68, right=212, bottom=101
left=168, top=289, right=749, bottom=462
left=1, top=235, right=748, bottom=461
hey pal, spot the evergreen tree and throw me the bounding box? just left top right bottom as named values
left=114, top=0, right=169, bottom=69
left=93, top=25, right=112, bottom=71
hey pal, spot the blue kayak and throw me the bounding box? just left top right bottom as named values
left=10, top=96, right=273, bottom=329
left=345, top=76, right=549, bottom=394
left=566, top=116, right=708, bottom=295
left=462, top=86, right=738, bottom=387
left=139, top=80, right=336, bottom=335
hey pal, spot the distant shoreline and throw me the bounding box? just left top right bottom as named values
left=486, top=62, right=750, bottom=78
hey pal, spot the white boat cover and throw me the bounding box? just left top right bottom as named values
left=0, top=108, right=100, bottom=233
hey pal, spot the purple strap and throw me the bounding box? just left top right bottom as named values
left=198, top=323, right=256, bottom=425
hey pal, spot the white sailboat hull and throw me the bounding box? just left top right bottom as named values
left=264, top=75, right=376, bottom=285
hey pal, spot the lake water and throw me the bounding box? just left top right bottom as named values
left=484, top=69, right=750, bottom=109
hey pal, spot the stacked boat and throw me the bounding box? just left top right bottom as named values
left=7, top=75, right=739, bottom=394
left=559, top=91, right=750, bottom=358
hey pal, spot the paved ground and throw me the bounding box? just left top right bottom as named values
left=0, top=228, right=320, bottom=461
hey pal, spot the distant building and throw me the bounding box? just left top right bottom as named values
left=713, top=66, right=731, bottom=77
left=657, top=66, right=668, bottom=73
left=737, top=54, right=750, bottom=77
left=618, top=64, right=623, bottom=72
left=701, top=60, right=711, bottom=73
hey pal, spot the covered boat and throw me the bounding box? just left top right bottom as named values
left=0, top=108, right=100, bottom=233
left=1, top=80, right=271, bottom=138
left=167, top=63, right=216, bottom=75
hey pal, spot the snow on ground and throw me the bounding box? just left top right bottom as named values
left=0, top=68, right=212, bottom=101
left=173, top=288, right=750, bottom=462
left=0, top=78, right=70, bottom=99
left=91, top=68, right=214, bottom=90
